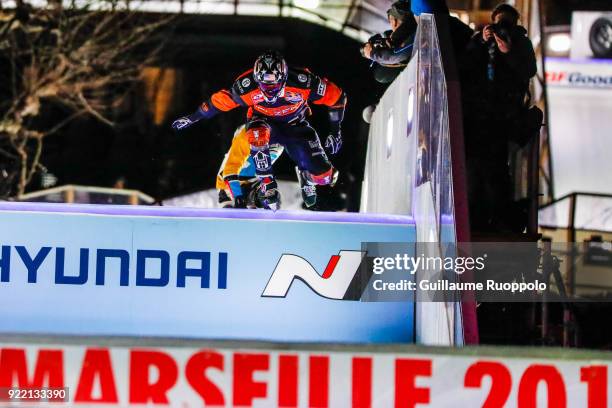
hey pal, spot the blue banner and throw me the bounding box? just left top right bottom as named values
left=0, top=204, right=415, bottom=343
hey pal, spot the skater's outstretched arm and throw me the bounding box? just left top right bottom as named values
left=171, top=72, right=252, bottom=131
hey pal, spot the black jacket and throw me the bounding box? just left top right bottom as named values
left=369, top=21, right=417, bottom=66
left=368, top=20, right=417, bottom=84
left=461, top=25, right=537, bottom=119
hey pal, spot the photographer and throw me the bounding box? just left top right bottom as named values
left=461, top=3, right=537, bottom=232
left=462, top=4, right=536, bottom=120
left=361, top=1, right=417, bottom=84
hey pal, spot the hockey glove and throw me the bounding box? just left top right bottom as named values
left=325, top=131, right=342, bottom=155
left=172, top=117, right=195, bottom=131
left=172, top=105, right=213, bottom=131
left=257, top=178, right=281, bottom=211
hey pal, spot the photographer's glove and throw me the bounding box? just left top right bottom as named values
left=325, top=131, right=342, bottom=155
left=171, top=117, right=194, bottom=131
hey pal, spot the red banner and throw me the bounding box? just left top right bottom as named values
left=0, top=344, right=609, bottom=406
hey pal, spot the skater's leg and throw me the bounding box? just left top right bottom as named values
left=246, top=118, right=281, bottom=210
left=282, top=122, right=338, bottom=208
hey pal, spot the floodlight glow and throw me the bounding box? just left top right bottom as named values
left=386, top=110, right=394, bottom=159
left=406, top=87, right=415, bottom=134
left=548, top=33, right=571, bottom=54
left=293, top=0, right=320, bottom=10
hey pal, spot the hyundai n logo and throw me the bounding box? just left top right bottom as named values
left=262, top=250, right=370, bottom=300
left=0, top=245, right=228, bottom=289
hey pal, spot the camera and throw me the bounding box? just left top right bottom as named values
left=360, top=33, right=390, bottom=57
left=489, top=20, right=513, bottom=45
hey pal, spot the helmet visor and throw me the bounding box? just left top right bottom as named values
left=258, top=82, right=284, bottom=98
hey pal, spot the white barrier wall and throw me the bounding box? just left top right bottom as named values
left=359, top=52, right=417, bottom=215
left=360, top=15, right=462, bottom=346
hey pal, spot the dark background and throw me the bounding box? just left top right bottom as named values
left=542, top=0, right=612, bottom=25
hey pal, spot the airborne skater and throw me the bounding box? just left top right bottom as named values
left=172, top=51, right=347, bottom=210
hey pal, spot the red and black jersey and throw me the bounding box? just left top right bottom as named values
left=200, top=67, right=346, bottom=124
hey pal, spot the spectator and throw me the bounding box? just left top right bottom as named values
left=360, top=0, right=417, bottom=84
left=461, top=3, right=537, bottom=232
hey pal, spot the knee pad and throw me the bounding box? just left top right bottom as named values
left=307, top=167, right=338, bottom=186
left=246, top=120, right=271, bottom=148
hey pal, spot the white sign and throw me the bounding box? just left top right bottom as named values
left=570, top=12, right=612, bottom=60
left=546, top=57, right=612, bottom=198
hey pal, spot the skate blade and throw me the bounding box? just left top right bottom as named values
left=303, top=197, right=316, bottom=208
left=264, top=200, right=280, bottom=212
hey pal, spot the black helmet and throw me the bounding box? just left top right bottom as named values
left=253, top=51, right=288, bottom=103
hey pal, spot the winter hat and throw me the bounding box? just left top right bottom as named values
left=387, top=1, right=413, bottom=21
